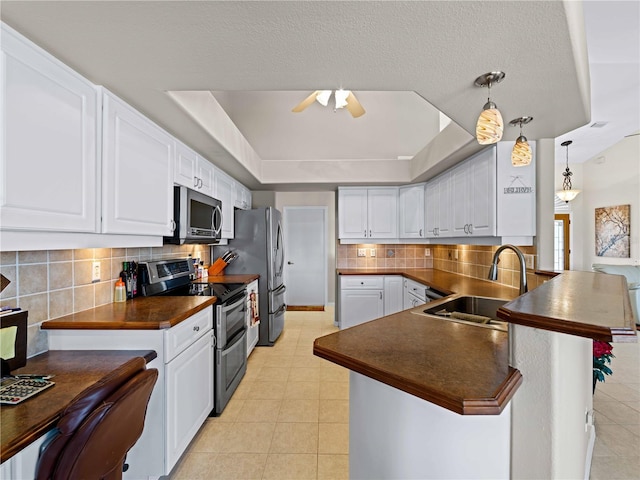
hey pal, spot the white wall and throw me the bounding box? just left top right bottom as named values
left=274, top=191, right=336, bottom=303
left=564, top=136, right=640, bottom=271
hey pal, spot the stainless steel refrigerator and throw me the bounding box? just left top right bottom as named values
left=215, top=207, right=285, bottom=346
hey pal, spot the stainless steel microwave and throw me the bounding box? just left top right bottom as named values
left=164, top=186, right=223, bottom=245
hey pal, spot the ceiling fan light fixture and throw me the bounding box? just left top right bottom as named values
left=315, top=90, right=332, bottom=107
left=509, top=116, right=533, bottom=167
left=474, top=72, right=505, bottom=145
left=334, top=89, right=350, bottom=109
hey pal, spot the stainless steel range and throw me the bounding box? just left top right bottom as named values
left=139, top=258, right=247, bottom=415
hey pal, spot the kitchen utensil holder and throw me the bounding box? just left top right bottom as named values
left=208, top=257, right=228, bottom=276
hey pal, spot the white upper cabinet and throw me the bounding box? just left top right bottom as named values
left=174, top=142, right=215, bottom=197
left=0, top=24, right=99, bottom=232
left=451, top=147, right=496, bottom=237
left=425, top=172, right=452, bottom=238
left=338, top=187, right=398, bottom=239
left=214, top=168, right=235, bottom=239
left=399, top=184, right=425, bottom=239
left=234, top=182, right=252, bottom=210
left=101, top=90, right=174, bottom=236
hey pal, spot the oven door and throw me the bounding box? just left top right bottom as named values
left=216, top=290, right=246, bottom=349
left=214, top=328, right=247, bottom=415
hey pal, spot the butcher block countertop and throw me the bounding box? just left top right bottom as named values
left=314, top=268, right=636, bottom=415
left=1, top=350, right=157, bottom=462
left=41, top=296, right=216, bottom=330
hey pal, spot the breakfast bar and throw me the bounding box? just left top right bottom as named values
left=314, top=269, right=637, bottom=479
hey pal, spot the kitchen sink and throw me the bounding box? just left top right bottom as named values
left=419, top=296, right=509, bottom=331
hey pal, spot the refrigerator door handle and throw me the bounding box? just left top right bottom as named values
left=271, top=284, right=286, bottom=295
left=271, top=304, right=287, bottom=316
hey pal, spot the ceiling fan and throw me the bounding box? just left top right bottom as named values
left=292, top=89, right=366, bottom=118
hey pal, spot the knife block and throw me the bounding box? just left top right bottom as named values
left=208, top=257, right=228, bottom=276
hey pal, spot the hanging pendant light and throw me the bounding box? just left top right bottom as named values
left=556, top=140, right=581, bottom=202
left=509, top=116, right=533, bottom=166
left=475, top=71, right=506, bottom=145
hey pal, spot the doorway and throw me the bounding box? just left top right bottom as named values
left=283, top=206, right=327, bottom=310
left=554, top=214, right=570, bottom=270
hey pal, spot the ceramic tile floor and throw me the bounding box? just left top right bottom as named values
left=170, top=307, right=348, bottom=480
left=169, top=308, right=639, bottom=480
left=590, top=340, right=640, bottom=480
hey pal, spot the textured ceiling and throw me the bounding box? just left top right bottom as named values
left=2, top=1, right=636, bottom=190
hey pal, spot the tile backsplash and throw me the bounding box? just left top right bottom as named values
left=0, top=245, right=210, bottom=357
left=337, top=243, right=543, bottom=291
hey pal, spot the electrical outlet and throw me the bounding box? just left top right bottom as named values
left=91, top=261, right=101, bottom=283
left=525, top=255, right=535, bottom=269
left=357, top=248, right=366, bottom=257
left=425, top=248, right=431, bottom=257
left=454, top=250, right=459, bottom=260
left=370, top=248, right=376, bottom=257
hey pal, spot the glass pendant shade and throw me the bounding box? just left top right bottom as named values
left=476, top=102, right=504, bottom=145
left=556, top=189, right=581, bottom=202
left=511, top=136, right=532, bottom=166
left=334, top=89, right=350, bottom=109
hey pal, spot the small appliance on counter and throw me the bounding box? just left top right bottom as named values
left=138, top=258, right=247, bottom=415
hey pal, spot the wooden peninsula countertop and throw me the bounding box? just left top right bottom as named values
left=314, top=268, right=636, bottom=415
left=1, top=350, right=157, bottom=462
left=41, top=296, right=216, bottom=330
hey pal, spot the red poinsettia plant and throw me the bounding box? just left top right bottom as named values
left=593, top=340, right=614, bottom=384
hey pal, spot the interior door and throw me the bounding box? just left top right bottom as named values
left=283, top=206, right=327, bottom=309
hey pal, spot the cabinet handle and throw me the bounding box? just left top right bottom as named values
left=419, top=229, right=423, bottom=237
left=364, top=230, right=367, bottom=237
left=194, top=177, right=199, bottom=188
left=369, top=230, right=372, bottom=237
left=469, top=224, right=473, bottom=234
left=464, top=224, right=468, bottom=234
left=379, top=292, right=382, bottom=300
left=170, top=220, right=176, bottom=232
left=199, top=178, right=204, bottom=188
left=193, top=326, right=200, bottom=332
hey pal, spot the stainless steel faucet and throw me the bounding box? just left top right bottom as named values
left=488, top=244, right=528, bottom=295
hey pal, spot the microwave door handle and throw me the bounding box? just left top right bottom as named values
left=213, top=204, right=223, bottom=236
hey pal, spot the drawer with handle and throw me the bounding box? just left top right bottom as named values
left=341, top=276, right=384, bottom=289
left=164, top=306, right=213, bottom=362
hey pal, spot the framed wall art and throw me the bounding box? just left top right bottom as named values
left=595, top=204, right=631, bottom=258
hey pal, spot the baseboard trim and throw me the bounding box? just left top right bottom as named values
left=286, top=306, right=325, bottom=312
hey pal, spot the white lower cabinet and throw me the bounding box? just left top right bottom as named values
left=0, top=430, right=52, bottom=480
left=246, top=279, right=260, bottom=356
left=384, top=276, right=404, bottom=315
left=339, top=276, right=384, bottom=329
left=46, top=306, right=214, bottom=478
left=165, top=332, right=214, bottom=470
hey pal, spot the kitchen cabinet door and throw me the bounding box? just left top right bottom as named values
left=384, top=276, right=404, bottom=315
left=399, top=184, right=425, bottom=239
left=165, top=332, right=214, bottom=472
left=425, top=173, right=451, bottom=239
left=338, top=188, right=368, bottom=238
left=234, top=182, right=252, bottom=210
left=102, top=91, right=174, bottom=236
left=450, top=148, right=496, bottom=237
left=367, top=188, right=398, bottom=238
left=0, top=24, right=99, bottom=233
left=214, top=168, right=235, bottom=239
left=340, top=289, right=384, bottom=329
left=174, top=141, right=199, bottom=190
left=197, top=157, right=216, bottom=198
